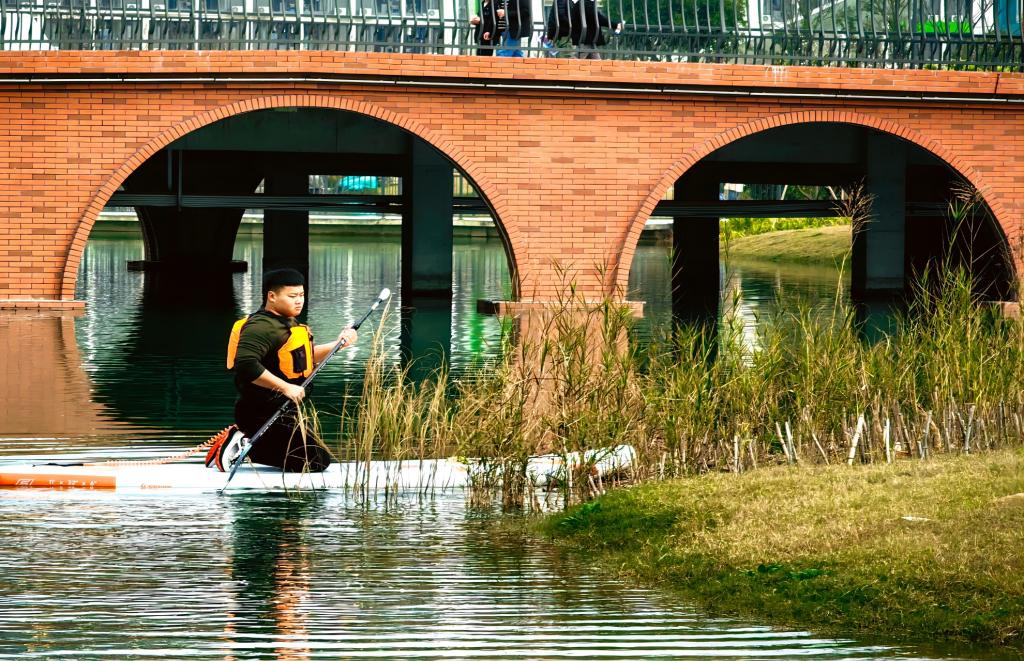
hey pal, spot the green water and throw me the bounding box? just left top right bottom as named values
left=0, top=233, right=993, bottom=659
left=2, top=233, right=850, bottom=458
left=0, top=490, right=968, bottom=660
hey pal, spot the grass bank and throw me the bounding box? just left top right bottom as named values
left=540, top=450, right=1024, bottom=647
left=725, top=224, right=851, bottom=264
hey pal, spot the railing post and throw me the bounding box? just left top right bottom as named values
left=442, top=0, right=456, bottom=55
left=191, top=1, right=198, bottom=49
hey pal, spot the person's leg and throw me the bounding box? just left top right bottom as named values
left=276, top=418, right=333, bottom=472
left=496, top=31, right=510, bottom=56
left=497, top=31, right=523, bottom=56
left=509, top=35, right=523, bottom=57
left=235, top=403, right=333, bottom=472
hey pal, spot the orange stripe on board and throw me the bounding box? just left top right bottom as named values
left=0, top=472, right=116, bottom=489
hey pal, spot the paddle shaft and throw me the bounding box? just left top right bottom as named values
left=220, top=290, right=389, bottom=492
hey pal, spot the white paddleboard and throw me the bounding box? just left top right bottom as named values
left=0, top=445, right=636, bottom=492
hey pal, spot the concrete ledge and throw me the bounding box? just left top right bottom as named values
left=478, top=299, right=645, bottom=318
left=0, top=51, right=1018, bottom=100
left=996, top=301, right=1019, bottom=318
left=0, top=299, right=85, bottom=311
left=126, top=260, right=248, bottom=273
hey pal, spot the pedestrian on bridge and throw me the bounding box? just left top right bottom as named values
left=544, top=0, right=621, bottom=59
left=471, top=0, right=531, bottom=57
left=469, top=0, right=500, bottom=55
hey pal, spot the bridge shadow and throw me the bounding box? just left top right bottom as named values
left=632, top=121, right=1015, bottom=350
left=79, top=105, right=516, bottom=432
left=86, top=271, right=243, bottom=432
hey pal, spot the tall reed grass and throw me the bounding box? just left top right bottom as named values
left=318, top=263, right=1021, bottom=509
left=321, top=190, right=1024, bottom=508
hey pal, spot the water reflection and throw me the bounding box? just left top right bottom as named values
left=90, top=271, right=242, bottom=431
left=228, top=494, right=322, bottom=659
left=0, top=491, right=960, bottom=659
left=0, top=311, right=112, bottom=441
left=628, top=242, right=853, bottom=349
left=1, top=236, right=866, bottom=455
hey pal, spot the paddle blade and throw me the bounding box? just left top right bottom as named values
left=377, top=288, right=391, bottom=302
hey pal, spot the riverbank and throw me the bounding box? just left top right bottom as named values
left=540, top=449, right=1024, bottom=648
left=725, top=224, right=851, bottom=264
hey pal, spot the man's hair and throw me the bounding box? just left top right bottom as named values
left=262, top=268, right=305, bottom=301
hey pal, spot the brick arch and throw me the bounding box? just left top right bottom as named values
left=614, top=110, right=1016, bottom=295
left=60, top=95, right=521, bottom=299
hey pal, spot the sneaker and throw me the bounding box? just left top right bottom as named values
left=205, top=426, right=249, bottom=472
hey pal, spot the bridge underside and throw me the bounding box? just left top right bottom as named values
left=118, top=115, right=1014, bottom=323
left=117, top=108, right=474, bottom=372
left=667, top=123, right=1014, bottom=323
left=120, top=109, right=464, bottom=295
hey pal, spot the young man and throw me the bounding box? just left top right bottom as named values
left=225, top=268, right=357, bottom=472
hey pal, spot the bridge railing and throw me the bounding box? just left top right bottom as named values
left=1, top=0, right=1021, bottom=69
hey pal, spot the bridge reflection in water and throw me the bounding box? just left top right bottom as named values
left=64, top=231, right=511, bottom=439
left=0, top=225, right=865, bottom=452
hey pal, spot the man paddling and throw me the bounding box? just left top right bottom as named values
left=222, top=268, right=357, bottom=472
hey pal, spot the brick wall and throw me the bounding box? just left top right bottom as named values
left=0, top=51, right=1021, bottom=306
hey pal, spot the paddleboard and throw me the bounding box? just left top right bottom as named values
left=0, top=445, right=635, bottom=492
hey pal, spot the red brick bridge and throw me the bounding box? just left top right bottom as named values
left=1, top=51, right=1022, bottom=312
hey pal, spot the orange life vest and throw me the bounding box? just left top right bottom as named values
left=227, top=315, right=315, bottom=380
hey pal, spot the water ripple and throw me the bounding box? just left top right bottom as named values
left=0, top=492, right=957, bottom=660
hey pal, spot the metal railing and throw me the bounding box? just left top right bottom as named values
left=2, top=0, right=1021, bottom=69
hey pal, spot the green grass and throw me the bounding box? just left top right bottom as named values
left=720, top=216, right=849, bottom=239
left=540, top=449, right=1024, bottom=647
left=725, top=224, right=852, bottom=264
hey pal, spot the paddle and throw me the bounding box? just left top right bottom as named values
left=219, top=288, right=392, bottom=494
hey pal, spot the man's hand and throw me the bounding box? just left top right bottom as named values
left=337, top=328, right=358, bottom=348
left=483, top=31, right=491, bottom=40
left=280, top=383, right=305, bottom=404
left=469, top=14, right=480, bottom=25
left=496, top=8, right=505, bottom=17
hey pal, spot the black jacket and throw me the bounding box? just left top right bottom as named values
left=474, top=0, right=499, bottom=55
left=478, top=0, right=533, bottom=41
left=545, top=0, right=613, bottom=46
left=502, top=0, right=533, bottom=40
left=232, top=310, right=307, bottom=408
